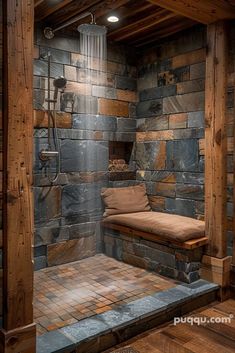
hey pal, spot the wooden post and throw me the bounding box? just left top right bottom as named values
left=231, top=56, right=235, bottom=291
left=233, top=64, right=235, bottom=267
left=205, top=21, right=227, bottom=259
left=202, top=21, right=231, bottom=300
left=0, top=1, right=36, bottom=352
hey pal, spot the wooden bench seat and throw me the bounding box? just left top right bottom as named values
left=102, top=221, right=208, bottom=250
left=101, top=212, right=208, bottom=283
left=100, top=181, right=207, bottom=283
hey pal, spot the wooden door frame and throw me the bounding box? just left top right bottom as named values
left=0, top=1, right=36, bottom=352
left=0, top=1, right=232, bottom=351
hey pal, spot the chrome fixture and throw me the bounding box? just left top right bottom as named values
left=53, top=76, right=67, bottom=102
left=39, top=150, right=59, bottom=161
left=39, top=52, right=67, bottom=183
left=44, top=11, right=96, bottom=39
left=77, top=23, right=107, bottom=35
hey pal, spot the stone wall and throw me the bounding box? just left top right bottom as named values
left=33, top=24, right=235, bottom=269
left=33, top=28, right=137, bottom=269
left=103, top=227, right=203, bottom=283
left=135, top=24, right=234, bottom=256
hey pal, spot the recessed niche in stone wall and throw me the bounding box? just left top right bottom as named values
left=109, top=141, right=136, bottom=181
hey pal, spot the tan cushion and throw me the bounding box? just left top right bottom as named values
left=103, top=211, right=205, bottom=242
left=101, top=184, right=151, bottom=218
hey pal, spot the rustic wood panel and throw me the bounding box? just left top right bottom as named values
left=201, top=255, right=231, bottom=299
left=132, top=16, right=196, bottom=47
left=2, top=2, right=36, bottom=352
left=108, top=299, right=235, bottom=353
left=97, top=0, right=154, bottom=27
left=199, top=137, right=234, bottom=155
left=148, top=0, right=235, bottom=24
left=205, top=21, right=228, bottom=258
left=34, top=0, right=44, bottom=7
left=34, top=0, right=197, bottom=48
left=35, top=0, right=73, bottom=21
left=42, top=0, right=130, bottom=29
left=0, top=324, right=36, bottom=353
left=233, top=84, right=235, bottom=266
left=108, top=9, right=176, bottom=41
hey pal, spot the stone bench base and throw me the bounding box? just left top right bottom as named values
left=102, top=227, right=206, bottom=283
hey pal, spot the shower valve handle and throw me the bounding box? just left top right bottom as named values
left=39, top=150, right=59, bottom=161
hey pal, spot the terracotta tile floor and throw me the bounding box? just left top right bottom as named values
left=34, top=254, right=176, bottom=335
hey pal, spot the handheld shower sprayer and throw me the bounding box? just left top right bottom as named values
left=39, top=54, right=67, bottom=184
left=53, top=76, right=67, bottom=102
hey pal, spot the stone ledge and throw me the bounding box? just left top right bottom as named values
left=103, top=227, right=206, bottom=283
left=36, top=280, right=218, bottom=353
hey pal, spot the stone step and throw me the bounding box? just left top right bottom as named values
left=37, top=279, right=219, bottom=353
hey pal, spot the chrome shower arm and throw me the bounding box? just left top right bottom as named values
left=53, top=11, right=95, bottom=33
left=44, top=11, right=95, bottom=39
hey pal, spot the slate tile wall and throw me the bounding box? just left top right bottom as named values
left=135, top=25, right=235, bottom=256
left=103, top=227, right=203, bottom=283
left=33, top=24, right=235, bottom=269
left=33, top=29, right=137, bottom=269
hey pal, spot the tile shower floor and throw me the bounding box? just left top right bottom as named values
left=34, top=254, right=177, bottom=335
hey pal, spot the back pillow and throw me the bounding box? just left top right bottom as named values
left=101, top=183, right=151, bottom=217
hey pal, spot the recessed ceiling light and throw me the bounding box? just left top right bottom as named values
left=107, top=15, right=119, bottom=23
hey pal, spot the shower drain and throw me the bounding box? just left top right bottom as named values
left=112, top=347, right=140, bottom=353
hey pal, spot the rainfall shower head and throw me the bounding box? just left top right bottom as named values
left=77, top=23, right=107, bottom=36
left=53, top=76, right=67, bottom=101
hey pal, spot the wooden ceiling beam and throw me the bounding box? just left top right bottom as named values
left=53, top=0, right=102, bottom=26
left=35, top=0, right=74, bottom=21
left=87, top=0, right=131, bottom=23
left=131, top=18, right=196, bottom=47
left=47, top=0, right=130, bottom=29
left=147, top=0, right=235, bottom=24
left=34, top=0, right=44, bottom=8
left=98, top=0, right=154, bottom=26
left=108, top=9, right=176, bottom=41
left=120, top=1, right=154, bottom=17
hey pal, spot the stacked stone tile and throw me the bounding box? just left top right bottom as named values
left=136, top=26, right=206, bottom=220
left=33, top=31, right=137, bottom=269
left=135, top=25, right=234, bottom=258
left=103, top=227, right=204, bottom=283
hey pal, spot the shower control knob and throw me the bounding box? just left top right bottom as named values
left=44, top=27, right=55, bottom=39
left=39, top=149, right=59, bottom=161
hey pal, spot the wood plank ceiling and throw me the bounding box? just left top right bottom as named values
left=34, top=0, right=235, bottom=48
